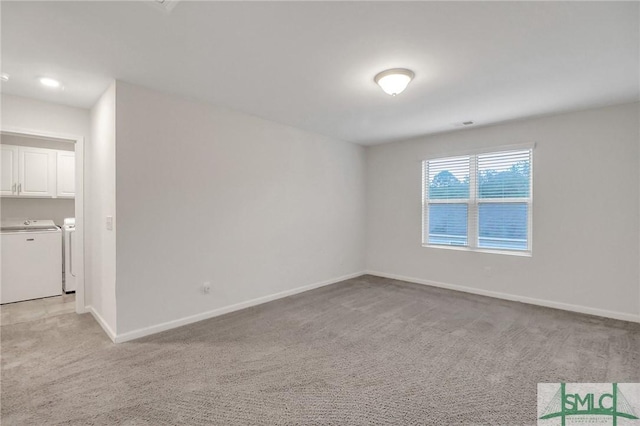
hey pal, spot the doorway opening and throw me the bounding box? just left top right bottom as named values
left=0, top=127, right=85, bottom=320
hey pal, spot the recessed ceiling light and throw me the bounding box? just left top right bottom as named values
left=0, top=73, right=9, bottom=82
left=374, top=68, right=414, bottom=96
left=39, top=77, right=62, bottom=88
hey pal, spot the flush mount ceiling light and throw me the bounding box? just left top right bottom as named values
left=0, top=73, right=9, bottom=82
left=374, top=68, right=414, bottom=96
left=39, top=77, right=62, bottom=88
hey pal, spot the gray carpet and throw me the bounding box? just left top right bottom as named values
left=1, top=275, right=639, bottom=425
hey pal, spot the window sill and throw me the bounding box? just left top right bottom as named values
left=422, top=244, right=532, bottom=257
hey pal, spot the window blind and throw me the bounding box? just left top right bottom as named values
left=423, top=156, right=470, bottom=246
left=476, top=150, right=531, bottom=251
left=423, top=148, right=532, bottom=254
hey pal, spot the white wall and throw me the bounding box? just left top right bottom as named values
left=88, top=84, right=117, bottom=336
left=366, top=102, right=640, bottom=320
left=1, top=198, right=74, bottom=227
left=114, top=82, right=366, bottom=336
left=1, top=94, right=90, bottom=137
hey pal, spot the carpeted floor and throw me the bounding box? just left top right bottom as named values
left=1, top=275, right=639, bottom=425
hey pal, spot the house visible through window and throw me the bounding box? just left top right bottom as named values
left=422, top=148, right=532, bottom=254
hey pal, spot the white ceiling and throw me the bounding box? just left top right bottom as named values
left=2, top=1, right=638, bottom=145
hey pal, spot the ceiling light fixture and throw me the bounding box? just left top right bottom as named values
left=39, top=77, right=62, bottom=88
left=0, top=73, right=9, bottom=82
left=374, top=68, right=414, bottom=96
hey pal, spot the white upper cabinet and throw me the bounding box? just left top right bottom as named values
left=0, top=145, right=19, bottom=196
left=56, top=151, right=75, bottom=198
left=0, top=145, right=73, bottom=198
left=18, top=147, right=57, bottom=197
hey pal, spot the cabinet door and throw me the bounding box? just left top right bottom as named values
left=0, top=145, right=19, bottom=196
left=18, top=147, right=56, bottom=197
left=56, top=151, right=75, bottom=198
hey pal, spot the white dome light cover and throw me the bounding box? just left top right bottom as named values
left=39, top=77, right=62, bottom=88
left=374, top=68, right=414, bottom=96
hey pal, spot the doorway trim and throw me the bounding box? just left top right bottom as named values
left=1, top=126, right=86, bottom=314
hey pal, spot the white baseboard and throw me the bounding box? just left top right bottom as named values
left=87, top=306, right=117, bottom=342
left=365, top=270, right=640, bottom=324
left=114, top=271, right=366, bottom=343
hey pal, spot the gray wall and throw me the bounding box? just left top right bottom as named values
left=114, top=81, right=366, bottom=336
left=88, top=83, right=117, bottom=335
left=366, top=102, right=640, bottom=319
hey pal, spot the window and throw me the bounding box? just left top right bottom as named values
left=422, top=148, right=532, bottom=254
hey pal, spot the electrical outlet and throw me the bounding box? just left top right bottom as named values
left=203, top=281, right=211, bottom=294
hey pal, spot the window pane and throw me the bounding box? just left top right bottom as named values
left=478, top=150, right=530, bottom=198
left=427, top=156, right=470, bottom=200
left=428, top=204, right=468, bottom=246
left=478, top=203, right=528, bottom=250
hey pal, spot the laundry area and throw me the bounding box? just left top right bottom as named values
left=0, top=133, right=78, bottom=321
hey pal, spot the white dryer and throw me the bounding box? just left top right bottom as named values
left=62, top=218, right=76, bottom=293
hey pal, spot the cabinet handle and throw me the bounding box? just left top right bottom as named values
left=12, top=183, right=16, bottom=193
left=18, top=183, right=21, bottom=194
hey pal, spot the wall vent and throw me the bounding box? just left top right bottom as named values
left=452, top=120, right=476, bottom=128
left=150, top=0, right=180, bottom=14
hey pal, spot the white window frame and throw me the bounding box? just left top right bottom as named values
left=421, top=147, right=533, bottom=257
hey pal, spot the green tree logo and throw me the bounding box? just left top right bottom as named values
left=539, top=383, right=639, bottom=425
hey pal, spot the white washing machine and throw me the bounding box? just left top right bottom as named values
left=1, top=219, right=62, bottom=304
left=62, top=218, right=76, bottom=293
